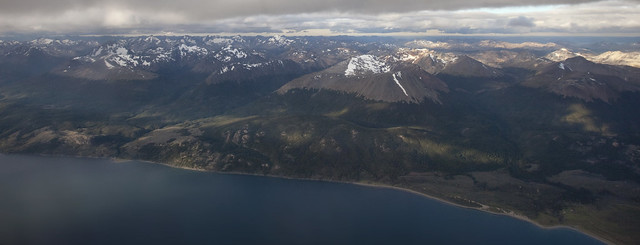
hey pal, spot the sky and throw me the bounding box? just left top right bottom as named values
left=0, top=0, right=639, bottom=36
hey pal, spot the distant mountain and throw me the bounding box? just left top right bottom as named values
left=469, top=50, right=549, bottom=70
left=589, top=51, right=640, bottom=68
left=545, top=48, right=640, bottom=68
left=405, top=39, right=559, bottom=51
left=37, top=35, right=376, bottom=84
left=397, top=48, right=457, bottom=74
left=397, top=49, right=503, bottom=77
left=52, top=36, right=260, bottom=80
left=439, top=55, right=503, bottom=77
left=523, top=56, right=640, bottom=102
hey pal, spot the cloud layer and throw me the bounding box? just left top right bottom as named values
left=0, top=0, right=638, bottom=35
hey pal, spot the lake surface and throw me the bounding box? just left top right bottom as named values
left=0, top=154, right=604, bottom=245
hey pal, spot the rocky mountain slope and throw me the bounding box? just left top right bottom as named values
left=278, top=54, right=448, bottom=103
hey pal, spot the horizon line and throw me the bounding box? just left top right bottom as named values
left=2, top=30, right=640, bottom=39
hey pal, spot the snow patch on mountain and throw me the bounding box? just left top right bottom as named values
left=392, top=72, right=409, bottom=96
left=345, top=55, right=390, bottom=76
left=267, top=35, right=294, bottom=46
left=104, top=60, right=114, bottom=69
left=440, top=55, right=458, bottom=65
left=180, top=36, right=197, bottom=45
left=92, top=47, right=103, bottom=57
left=58, top=39, right=77, bottom=45
left=244, top=62, right=266, bottom=69
left=115, top=47, right=128, bottom=56
left=557, top=62, right=573, bottom=71
left=108, top=46, right=139, bottom=67
left=399, top=49, right=432, bottom=62
left=178, top=44, right=208, bottom=57
left=149, top=47, right=173, bottom=63
left=217, top=45, right=247, bottom=61
left=219, top=66, right=230, bottom=74
left=206, top=37, right=233, bottom=45
left=217, top=60, right=285, bottom=75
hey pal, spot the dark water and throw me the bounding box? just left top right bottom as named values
left=0, top=154, right=604, bottom=245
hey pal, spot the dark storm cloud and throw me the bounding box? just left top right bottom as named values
left=508, top=16, right=536, bottom=27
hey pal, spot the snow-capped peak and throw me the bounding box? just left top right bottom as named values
left=85, top=44, right=142, bottom=68
left=143, top=36, right=161, bottom=44
left=30, top=38, right=54, bottom=45
left=178, top=44, right=208, bottom=57
left=438, top=54, right=458, bottom=65
left=345, top=55, right=390, bottom=76
left=546, top=48, right=578, bottom=62
left=267, top=35, right=294, bottom=46
left=399, top=48, right=432, bottom=62
left=206, top=37, right=233, bottom=45
left=397, top=48, right=458, bottom=67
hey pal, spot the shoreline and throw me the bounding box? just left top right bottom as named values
left=4, top=153, right=613, bottom=245
left=125, top=157, right=614, bottom=245
left=348, top=182, right=613, bottom=245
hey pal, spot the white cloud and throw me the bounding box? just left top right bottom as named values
left=103, top=9, right=136, bottom=27
left=0, top=0, right=638, bottom=35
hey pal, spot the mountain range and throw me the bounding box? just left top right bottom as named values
left=1, top=35, right=639, bottom=244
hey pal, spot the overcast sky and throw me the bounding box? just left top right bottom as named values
left=0, top=0, right=638, bottom=36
